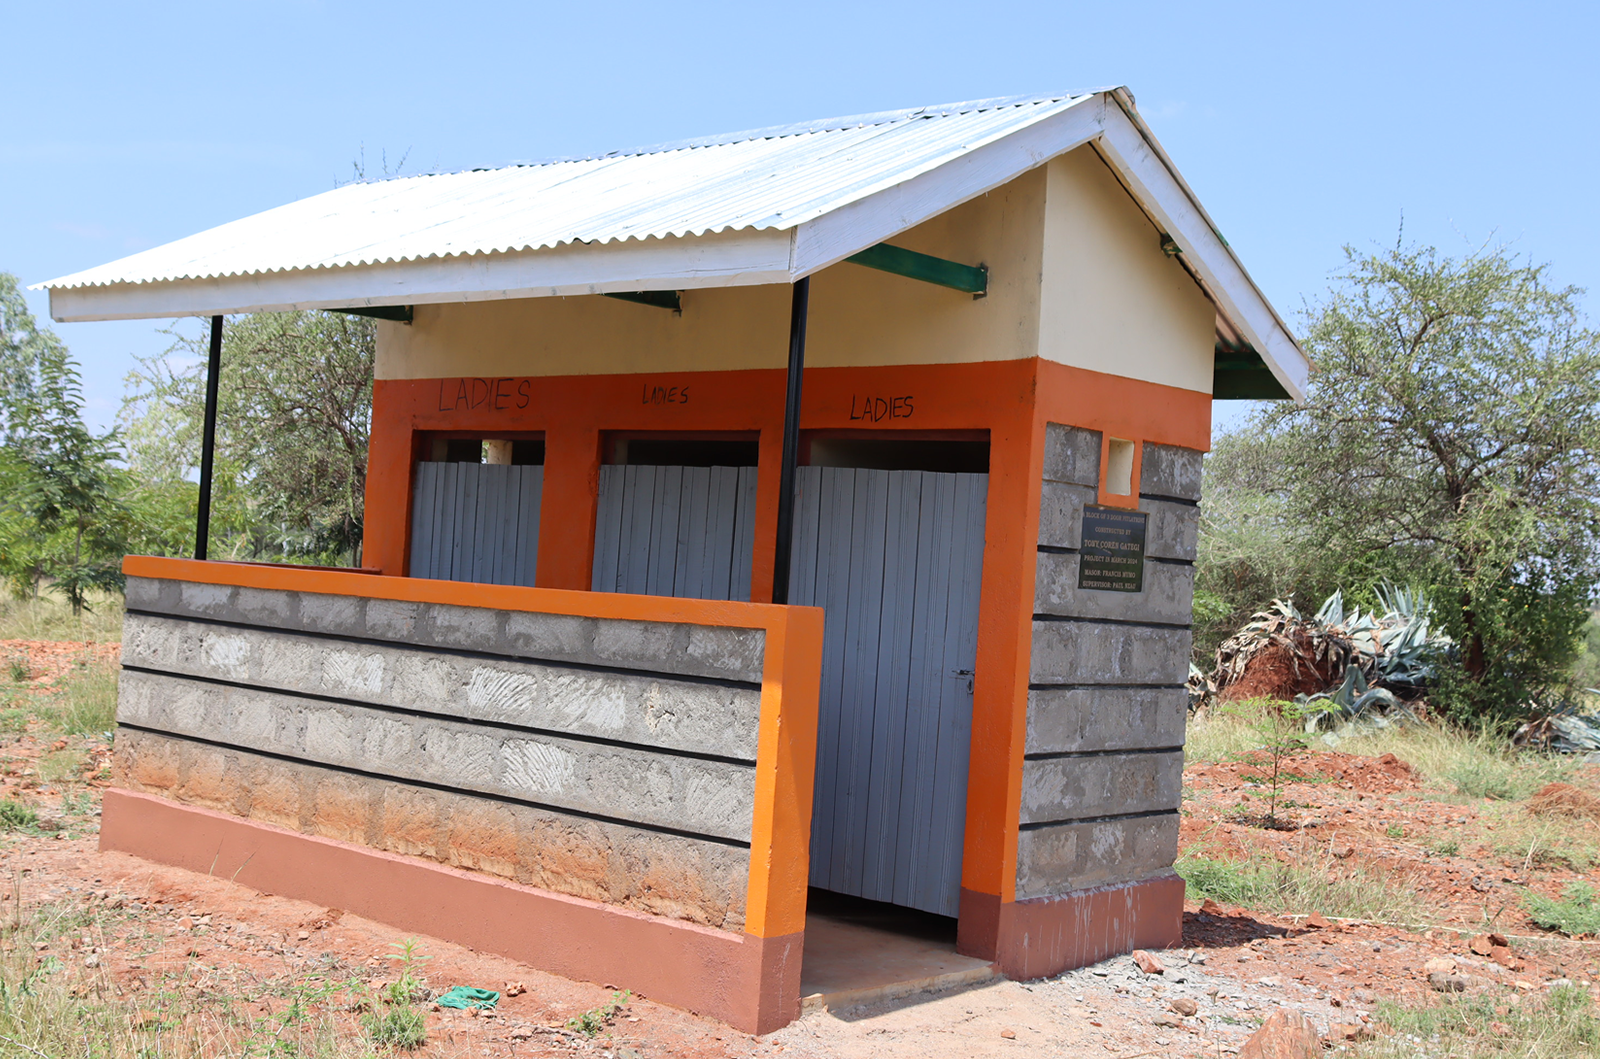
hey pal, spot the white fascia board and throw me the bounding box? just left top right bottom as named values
left=1092, top=98, right=1310, bottom=401
left=788, top=96, right=1108, bottom=276
left=47, top=227, right=794, bottom=322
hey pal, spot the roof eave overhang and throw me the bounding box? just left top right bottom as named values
left=44, top=226, right=797, bottom=323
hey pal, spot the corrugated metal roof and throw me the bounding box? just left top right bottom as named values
left=40, top=94, right=1094, bottom=291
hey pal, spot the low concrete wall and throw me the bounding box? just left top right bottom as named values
left=1019, top=424, right=1197, bottom=902
left=120, top=574, right=764, bottom=919
left=107, top=557, right=823, bottom=1034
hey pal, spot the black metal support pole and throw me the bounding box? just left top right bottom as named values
left=771, top=277, right=809, bottom=605
left=194, top=315, right=223, bottom=561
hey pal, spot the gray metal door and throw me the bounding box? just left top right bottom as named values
left=592, top=465, right=759, bottom=601
left=789, top=466, right=987, bottom=917
left=409, top=462, right=543, bottom=586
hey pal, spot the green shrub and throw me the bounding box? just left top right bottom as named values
left=0, top=800, right=38, bottom=831
left=567, top=991, right=631, bottom=1038
left=1526, top=882, right=1600, bottom=937
left=363, top=1005, right=426, bottom=1049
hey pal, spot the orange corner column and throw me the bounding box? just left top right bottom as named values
left=956, top=360, right=1046, bottom=958
left=739, top=602, right=824, bottom=1032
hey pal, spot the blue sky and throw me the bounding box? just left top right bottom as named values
left=3, top=1, right=1595, bottom=435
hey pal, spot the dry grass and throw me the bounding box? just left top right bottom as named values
left=0, top=893, right=397, bottom=1058
left=1333, top=723, right=1578, bottom=802
left=1187, top=706, right=1586, bottom=802
left=1185, top=701, right=1287, bottom=763
left=1176, top=847, right=1428, bottom=925
left=0, top=592, right=123, bottom=644
left=1357, top=985, right=1600, bottom=1058
left=42, top=661, right=118, bottom=737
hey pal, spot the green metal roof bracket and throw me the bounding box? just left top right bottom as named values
left=329, top=305, right=413, bottom=323
left=845, top=243, right=988, bottom=296
left=1213, top=340, right=1290, bottom=400
left=604, top=290, right=682, bottom=312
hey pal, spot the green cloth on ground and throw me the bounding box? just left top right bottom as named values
left=436, top=986, right=500, bottom=1010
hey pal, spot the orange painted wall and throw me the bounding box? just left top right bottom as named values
left=360, top=358, right=1211, bottom=911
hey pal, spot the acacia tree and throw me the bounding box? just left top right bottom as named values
left=0, top=273, right=129, bottom=609
left=1240, top=241, right=1600, bottom=720
left=121, top=310, right=374, bottom=563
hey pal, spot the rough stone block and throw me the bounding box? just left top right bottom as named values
left=176, top=741, right=236, bottom=813
left=444, top=800, right=524, bottom=880
left=424, top=603, right=502, bottom=651
left=364, top=598, right=422, bottom=640
left=1142, top=498, right=1199, bottom=563
left=124, top=576, right=162, bottom=611
left=378, top=785, right=445, bottom=860
left=1043, top=424, right=1102, bottom=487
left=236, top=587, right=294, bottom=627
left=502, top=611, right=594, bottom=662
left=1019, top=751, right=1184, bottom=825
left=1140, top=444, right=1203, bottom=501
left=416, top=724, right=498, bottom=784
left=115, top=728, right=181, bottom=791
left=1025, top=686, right=1188, bottom=756
left=244, top=755, right=303, bottom=831
left=178, top=581, right=234, bottom=618
left=506, top=609, right=765, bottom=685
left=310, top=771, right=374, bottom=845
left=1035, top=553, right=1194, bottom=626
left=297, top=592, right=365, bottom=637
left=1030, top=621, right=1191, bottom=686
left=684, top=625, right=768, bottom=683
left=1038, top=481, right=1098, bottom=549
left=1016, top=812, right=1180, bottom=898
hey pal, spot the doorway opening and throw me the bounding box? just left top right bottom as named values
left=789, top=433, right=989, bottom=923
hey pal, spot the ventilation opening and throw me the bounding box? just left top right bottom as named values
left=426, top=436, right=544, bottom=466
left=607, top=436, right=759, bottom=467
left=805, top=437, right=989, bottom=474
left=1105, top=438, right=1135, bottom=496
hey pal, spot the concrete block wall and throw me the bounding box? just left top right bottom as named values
left=1018, top=424, right=1199, bottom=900
left=117, top=575, right=767, bottom=930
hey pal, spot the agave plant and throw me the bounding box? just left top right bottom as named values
left=1207, top=583, right=1453, bottom=711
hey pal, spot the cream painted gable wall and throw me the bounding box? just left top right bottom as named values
left=1037, top=148, right=1216, bottom=394
left=375, top=172, right=1046, bottom=380
left=375, top=148, right=1213, bottom=390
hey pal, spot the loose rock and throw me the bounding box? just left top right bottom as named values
left=1238, top=1008, right=1321, bottom=1059
left=1132, top=950, right=1165, bottom=975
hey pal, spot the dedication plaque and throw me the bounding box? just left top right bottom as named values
left=1078, top=506, right=1147, bottom=593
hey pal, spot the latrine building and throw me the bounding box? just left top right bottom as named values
left=38, top=91, right=1305, bottom=1033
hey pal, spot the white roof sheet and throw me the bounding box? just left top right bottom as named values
left=41, top=94, right=1094, bottom=291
